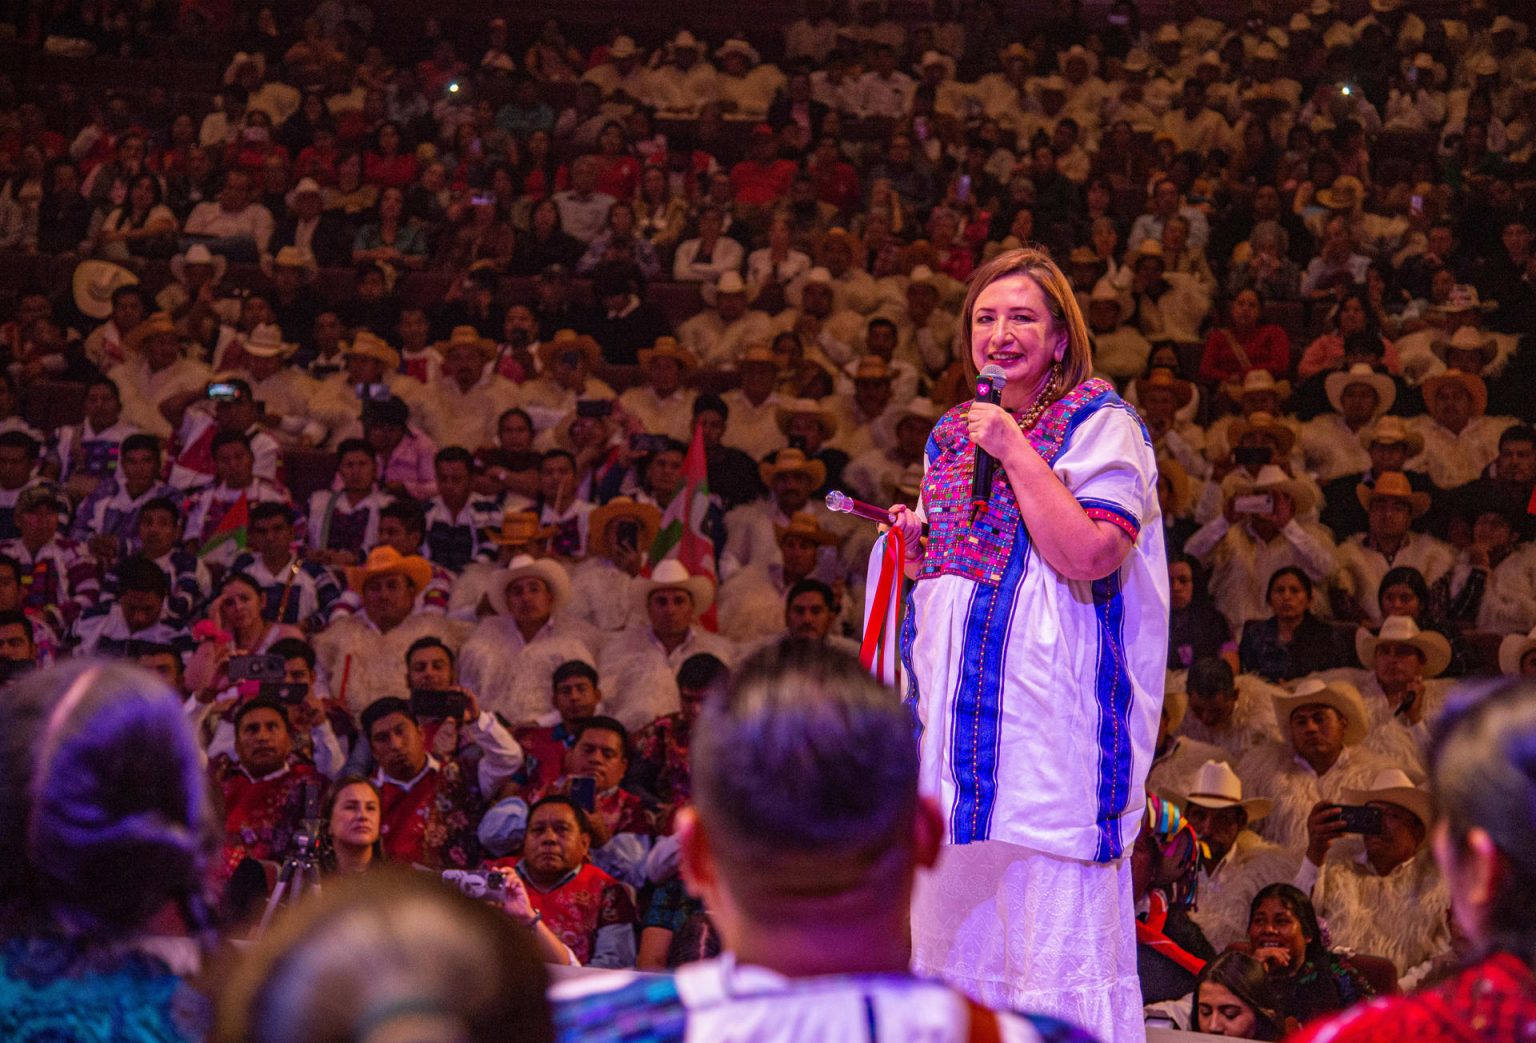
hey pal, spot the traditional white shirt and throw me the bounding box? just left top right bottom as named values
left=1305, top=842, right=1450, bottom=976
left=1298, top=413, right=1375, bottom=483
left=1235, top=743, right=1394, bottom=859
left=314, top=612, right=469, bottom=716
left=1407, top=413, right=1517, bottom=489
left=616, top=386, right=697, bottom=443
left=1185, top=516, right=1338, bottom=632
left=1190, top=830, right=1299, bottom=952
left=107, top=356, right=213, bottom=441
left=676, top=309, right=775, bottom=369
left=457, top=614, right=601, bottom=724
left=1171, top=672, right=1285, bottom=763
left=720, top=389, right=786, bottom=461
left=1335, top=533, right=1454, bottom=625
left=420, top=372, right=523, bottom=453
left=598, top=624, right=737, bottom=730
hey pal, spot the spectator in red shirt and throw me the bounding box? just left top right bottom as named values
left=730, top=125, right=797, bottom=211
left=363, top=122, right=419, bottom=190
left=1199, top=288, right=1292, bottom=384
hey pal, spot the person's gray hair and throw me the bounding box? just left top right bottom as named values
left=1250, top=220, right=1289, bottom=254
left=691, top=640, right=917, bottom=857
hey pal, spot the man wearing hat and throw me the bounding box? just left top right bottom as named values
left=457, top=554, right=600, bottom=725
left=316, top=330, right=425, bottom=422
left=164, top=376, right=285, bottom=491
left=718, top=511, right=843, bottom=644
left=1335, top=474, right=1452, bottom=624
left=776, top=266, right=867, bottom=366
left=569, top=498, right=662, bottom=635
left=1433, top=499, right=1536, bottom=636
left=1156, top=79, right=1233, bottom=158
left=1348, top=615, right=1453, bottom=776
left=226, top=323, right=334, bottom=449
left=646, top=31, right=719, bottom=117
left=828, top=354, right=903, bottom=461
left=618, top=338, right=699, bottom=443
left=581, top=35, right=651, bottom=105
left=1237, top=679, right=1395, bottom=860
left=271, top=178, right=349, bottom=268
left=1408, top=368, right=1516, bottom=490
left=889, top=265, right=961, bottom=377
left=1300, top=363, right=1396, bottom=482
left=1186, top=463, right=1338, bottom=631
left=1179, top=760, right=1294, bottom=951
left=1204, top=370, right=1298, bottom=466
left=315, top=545, right=468, bottom=716
left=1300, top=768, right=1449, bottom=976
left=107, top=312, right=214, bottom=442
left=713, top=38, right=783, bottom=121
left=677, top=271, right=774, bottom=369
left=519, top=330, right=617, bottom=424
left=720, top=344, right=788, bottom=461
left=419, top=326, right=521, bottom=453
left=0, top=482, right=99, bottom=636
left=1128, top=238, right=1213, bottom=347
left=1319, top=415, right=1432, bottom=538
left=75, top=264, right=143, bottom=371
left=184, top=169, right=275, bottom=262
left=598, top=560, right=735, bottom=731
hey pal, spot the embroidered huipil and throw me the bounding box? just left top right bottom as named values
left=903, top=378, right=1169, bottom=862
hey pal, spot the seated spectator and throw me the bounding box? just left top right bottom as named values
left=599, top=561, right=735, bottom=729
left=1227, top=221, right=1302, bottom=302
left=558, top=641, right=1091, bottom=1040
left=629, top=651, right=729, bottom=819
left=350, top=185, right=427, bottom=270
left=1178, top=658, right=1281, bottom=763
left=1168, top=554, right=1234, bottom=671
left=1193, top=952, right=1291, bottom=1040
left=1245, top=881, right=1376, bottom=1025
left=1298, top=364, right=1395, bottom=484
left=1148, top=683, right=1229, bottom=796
left=0, top=661, right=216, bottom=1041
left=361, top=396, right=438, bottom=501
left=109, top=312, right=213, bottom=442
left=1334, top=475, right=1453, bottom=624
left=306, top=439, right=391, bottom=568
left=552, top=155, right=615, bottom=245
left=0, top=481, right=99, bottom=637
left=183, top=169, right=274, bottom=261
left=211, top=870, right=554, bottom=1042
left=458, top=554, right=598, bottom=723
left=320, top=775, right=383, bottom=876
left=618, top=338, right=699, bottom=443
left=1293, top=680, right=1536, bottom=1041
left=359, top=696, right=482, bottom=869
left=1239, top=680, right=1393, bottom=858
left=1431, top=501, right=1535, bottom=635
left=1348, top=615, right=1453, bottom=776
left=1134, top=792, right=1213, bottom=1005
left=124, top=496, right=207, bottom=627
left=1301, top=768, right=1448, bottom=976
left=419, top=327, right=522, bottom=454
left=422, top=446, right=501, bottom=574
left=1087, top=278, right=1152, bottom=387
left=230, top=502, right=341, bottom=631
left=568, top=497, right=659, bottom=635
left=75, top=554, right=190, bottom=658
left=585, top=262, right=674, bottom=368
left=181, top=432, right=292, bottom=567
left=1319, top=416, right=1432, bottom=539
left=1296, top=293, right=1400, bottom=383
left=514, top=659, right=604, bottom=792
left=166, top=377, right=283, bottom=490
left=1128, top=239, right=1211, bottom=347
left=51, top=377, right=139, bottom=505
left=719, top=513, right=843, bottom=645
left=1199, top=289, right=1290, bottom=385
left=673, top=205, right=745, bottom=284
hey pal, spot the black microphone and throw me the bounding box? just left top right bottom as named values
left=971, top=364, right=1007, bottom=520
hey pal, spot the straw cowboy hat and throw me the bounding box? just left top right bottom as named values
left=786, top=266, right=834, bottom=310
left=433, top=325, right=496, bottom=364
left=1356, top=615, right=1452, bottom=679
left=635, top=559, right=715, bottom=614
left=1431, top=326, right=1497, bottom=370
left=1274, top=678, right=1369, bottom=746
left=1358, top=415, right=1424, bottom=456
left=1224, top=368, right=1293, bottom=406
left=344, top=330, right=402, bottom=371
left=760, top=447, right=827, bottom=490
left=1341, top=768, right=1435, bottom=835
left=1037, top=74, right=1070, bottom=94
left=346, top=546, right=433, bottom=594
left=1316, top=175, right=1365, bottom=211
left=1231, top=462, right=1314, bottom=513
left=486, top=507, right=557, bottom=547
left=1122, top=48, right=1152, bottom=74
left=1466, top=52, right=1499, bottom=77
left=242, top=323, right=298, bottom=359
left=1163, top=686, right=1188, bottom=731
left=493, top=554, right=571, bottom=614
left=606, top=36, right=640, bottom=60
left=701, top=269, right=753, bottom=307
left=538, top=329, right=602, bottom=371
left=669, top=30, right=705, bottom=55
left=1134, top=238, right=1165, bottom=261
left=715, top=38, right=761, bottom=66
left=1180, top=760, right=1273, bottom=821
left=284, top=176, right=324, bottom=211
left=170, top=243, right=227, bottom=283
left=72, top=260, right=138, bottom=320
left=775, top=511, right=841, bottom=547
left=735, top=342, right=782, bottom=374
left=1088, top=277, right=1133, bottom=324
left=918, top=50, right=957, bottom=79
left=270, top=245, right=318, bottom=281
left=1158, top=457, right=1196, bottom=517
left=1058, top=44, right=1099, bottom=76
left=1420, top=368, right=1488, bottom=418
left=1432, top=284, right=1496, bottom=315
left=124, top=311, right=182, bottom=354
left=1498, top=626, right=1536, bottom=676
left=1136, top=368, right=1195, bottom=409
left=1227, top=413, right=1298, bottom=458
left=1325, top=363, right=1396, bottom=416
left=638, top=336, right=698, bottom=372
left=775, top=398, right=839, bottom=439
left=588, top=496, right=662, bottom=560
left=1356, top=470, right=1431, bottom=519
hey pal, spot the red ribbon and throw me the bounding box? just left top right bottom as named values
left=860, top=527, right=905, bottom=683
left=1135, top=891, right=1208, bottom=976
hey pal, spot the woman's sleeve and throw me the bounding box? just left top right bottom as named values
left=1052, top=401, right=1157, bottom=544
left=1197, top=329, right=1228, bottom=383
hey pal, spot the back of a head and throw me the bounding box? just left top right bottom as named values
left=215, top=869, right=554, bottom=1043
left=691, top=640, right=917, bottom=902
left=0, top=659, right=214, bottom=937
left=1432, top=680, right=1536, bottom=963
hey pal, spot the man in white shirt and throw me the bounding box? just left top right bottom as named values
left=184, top=170, right=275, bottom=260
left=721, top=344, right=787, bottom=461
left=419, top=327, right=521, bottom=453
left=552, top=156, right=616, bottom=245
left=1408, top=369, right=1516, bottom=490
left=854, top=44, right=915, bottom=120
left=676, top=271, right=773, bottom=368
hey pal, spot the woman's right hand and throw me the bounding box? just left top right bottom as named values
left=887, top=504, right=925, bottom=561
left=1254, top=946, right=1293, bottom=973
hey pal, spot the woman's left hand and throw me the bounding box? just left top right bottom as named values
left=966, top=402, right=1029, bottom=464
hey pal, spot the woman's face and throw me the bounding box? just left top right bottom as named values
left=1230, top=290, right=1261, bottom=330
left=1268, top=573, right=1310, bottom=620
left=499, top=413, right=533, bottom=451
left=1197, top=982, right=1260, bottom=1038
left=1248, top=896, right=1309, bottom=969
left=220, top=580, right=262, bottom=632
left=1338, top=297, right=1366, bottom=334
left=529, top=130, right=551, bottom=159
left=380, top=187, right=404, bottom=219
left=969, top=273, right=1064, bottom=403
left=1169, top=561, right=1194, bottom=610
left=130, top=175, right=155, bottom=211
left=329, top=781, right=381, bottom=850
left=1092, top=221, right=1118, bottom=257
left=1379, top=582, right=1421, bottom=621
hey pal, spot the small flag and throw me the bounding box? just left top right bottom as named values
left=199, top=493, right=250, bottom=559
left=648, top=421, right=718, bottom=630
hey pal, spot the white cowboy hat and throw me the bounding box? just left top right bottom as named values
left=170, top=243, right=227, bottom=284
left=715, top=38, right=761, bottom=66
left=285, top=176, right=324, bottom=210
left=1356, top=615, right=1452, bottom=679
left=493, top=554, right=571, bottom=615
left=1088, top=277, right=1133, bottom=324
left=1180, top=760, right=1272, bottom=822
left=1274, top=678, right=1369, bottom=746
left=1058, top=44, right=1098, bottom=76
left=1342, top=768, right=1434, bottom=834
left=701, top=269, right=752, bottom=307
left=775, top=397, right=839, bottom=439
left=72, top=260, right=138, bottom=320
left=1324, top=363, right=1396, bottom=417
left=670, top=30, right=705, bottom=53
left=1358, top=415, right=1424, bottom=456
left=1224, top=368, right=1292, bottom=405
left=1431, top=326, right=1498, bottom=369
left=785, top=266, right=834, bottom=310
left=607, top=36, right=640, bottom=60
left=918, top=50, right=956, bottom=78
left=1499, top=627, right=1536, bottom=676
left=635, top=559, right=715, bottom=614
left=242, top=322, right=297, bottom=359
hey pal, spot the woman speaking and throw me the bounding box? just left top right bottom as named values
left=889, top=247, right=1168, bottom=1043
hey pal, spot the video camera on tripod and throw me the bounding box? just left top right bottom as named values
left=255, top=778, right=325, bottom=936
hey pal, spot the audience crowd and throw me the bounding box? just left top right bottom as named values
left=1, top=0, right=1535, bottom=1038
